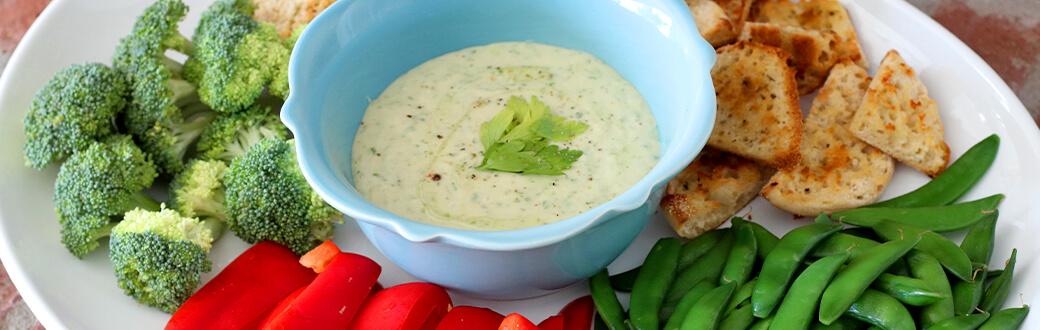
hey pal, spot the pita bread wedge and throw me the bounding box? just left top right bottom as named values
left=661, top=147, right=776, bottom=238
left=750, top=0, right=868, bottom=69
left=739, top=22, right=841, bottom=95
left=687, top=0, right=738, bottom=47
left=708, top=41, right=803, bottom=169
left=849, top=50, right=949, bottom=177
left=762, top=61, right=896, bottom=215
left=254, top=0, right=338, bottom=38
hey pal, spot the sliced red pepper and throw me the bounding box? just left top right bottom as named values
left=537, top=314, right=564, bottom=330
left=299, top=240, right=340, bottom=273
left=166, top=241, right=316, bottom=330
left=559, top=295, right=594, bottom=330
left=261, top=286, right=306, bottom=326
left=498, top=313, right=539, bottom=330
left=434, top=306, right=505, bottom=330
left=261, top=253, right=382, bottom=330
left=347, top=282, right=453, bottom=330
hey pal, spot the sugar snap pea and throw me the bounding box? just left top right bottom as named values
left=844, top=289, right=916, bottom=330
left=732, top=217, right=779, bottom=259
left=590, top=270, right=627, bottom=330
left=681, top=281, right=737, bottom=330
left=811, top=233, right=880, bottom=260
left=952, top=263, right=988, bottom=316
left=926, top=312, right=990, bottom=330
left=830, top=194, right=1004, bottom=232
left=750, top=315, right=775, bottom=330
left=842, top=227, right=882, bottom=241
left=719, top=303, right=756, bottom=330
left=978, top=305, right=1029, bottom=330
left=662, top=231, right=734, bottom=319
left=608, top=267, right=639, bottom=292
left=979, top=249, right=1017, bottom=314
left=721, top=223, right=757, bottom=286
left=663, top=280, right=716, bottom=330
left=679, top=228, right=731, bottom=271
left=770, top=252, right=850, bottom=330
left=960, top=211, right=998, bottom=264
left=873, top=220, right=973, bottom=282
left=630, top=238, right=681, bottom=330
left=872, top=273, right=947, bottom=306
left=818, top=235, right=921, bottom=325
left=752, top=223, right=842, bottom=318
left=724, top=278, right=757, bottom=317
left=869, top=134, right=999, bottom=208
left=810, top=317, right=868, bottom=330
left=907, top=250, right=955, bottom=327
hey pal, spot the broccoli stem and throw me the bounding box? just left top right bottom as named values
left=201, top=217, right=226, bottom=242
left=164, top=33, right=195, bottom=55
left=131, top=192, right=162, bottom=212
left=159, top=55, right=185, bottom=76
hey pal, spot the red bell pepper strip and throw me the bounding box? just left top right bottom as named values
left=498, top=313, right=539, bottom=330
left=348, top=282, right=453, bottom=330
left=537, top=314, right=564, bottom=330
left=560, top=295, right=594, bottom=330
left=261, top=286, right=306, bottom=327
left=299, top=240, right=340, bottom=273
left=166, top=241, right=316, bottom=330
left=261, top=253, right=382, bottom=330
left=434, top=306, right=505, bottom=330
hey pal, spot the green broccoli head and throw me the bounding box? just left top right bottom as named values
left=170, top=159, right=227, bottom=222
left=224, top=138, right=342, bottom=255
left=123, top=58, right=215, bottom=175
left=112, top=0, right=193, bottom=74
left=185, top=10, right=290, bottom=112
left=268, top=23, right=307, bottom=100
left=196, top=104, right=287, bottom=163
left=23, top=62, right=128, bottom=169
left=55, top=135, right=160, bottom=258
left=110, top=207, right=213, bottom=313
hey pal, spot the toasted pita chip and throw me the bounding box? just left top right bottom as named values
left=762, top=61, right=896, bottom=215
left=661, top=147, right=776, bottom=238
left=739, top=22, right=841, bottom=95
left=253, top=0, right=338, bottom=38
left=687, top=0, right=739, bottom=47
left=750, top=0, right=868, bottom=69
left=708, top=41, right=802, bottom=168
left=849, top=50, right=949, bottom=176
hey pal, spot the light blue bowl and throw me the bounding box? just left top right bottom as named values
left=282, top=0, right=716, bottom=299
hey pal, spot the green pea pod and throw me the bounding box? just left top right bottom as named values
left=842, top=227, right=882, bottom=241
left=810, top=317, right=868, bottom=330
left=732, top=217, right=779, bottom=259
left=873, top=220, right=973, bottom=282
left=978, top=305, right=1029, bottom=330
left=868, top=134, right=999, bottom=208
left=818, top=235, right=921, bottom=325
left=719, top=304, right=756, bottom=330
left=979, top=249, right=1017, bottom=314
left=590, top=270, right=627, bottom=330
left=752, top=223, right=843, bottom=318
left=750, top=315, right=775, bottom=330
left=721, top=223, right=758, bottom=286
left=663, top=280, right=716, bottom=330
left=960, top=211, right=998, bottom=264
left=987, top=269, right=1003, bottom=280
left=952, top=263, right=988, bottom=316
left=770, top=252, right=850, bottom=330
left=907, top=250, right=955, bottom=327
left=872, top=273, right=946, bottom=306
left=724, top=278, right=757, bottom=317
left=811, top=233, right=880, bottom=260
left=663, top=231, right=735, bottom=319
left=926, top=312, right=990, bottom=330
left=844, top=289, right=916, bottom=330
left=608, top=267, right=640, bottom=292
left=630, top=238, right=681, bottom=330
left=681, top=281, right=737, bottom=330
left=830, top=194, right=1004, bottom=232
left=815, top=212, right=832, bottom=224
left=679, top=228, right=731, bottom=271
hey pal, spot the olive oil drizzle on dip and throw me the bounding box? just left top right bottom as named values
left=352, top=42, right=660, bottom=231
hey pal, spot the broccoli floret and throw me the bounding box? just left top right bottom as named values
left=224, top=138, right=342, bottom=255
left=268, top=23, right=307, bottom=99
left=110, top=207, right=214, bottom=313
left=23, top=62, right=128, bottom=169
left=112, top=0, right=194, bottom=75
left=55, top=135, right=160, bottom=258
left=170, top=159, right=228, bottom=235
left=196, top=104, right=287, bottom=163
left=184, top=5, right=290, bottom=112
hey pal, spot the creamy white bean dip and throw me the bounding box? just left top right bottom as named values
left=351, top=42, right=659, bottom=230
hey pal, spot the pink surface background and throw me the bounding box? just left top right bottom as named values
left=0, top=0, right=1037, bottom=328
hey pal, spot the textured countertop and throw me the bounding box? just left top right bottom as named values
left=1, top=0, right=1038, bottom=328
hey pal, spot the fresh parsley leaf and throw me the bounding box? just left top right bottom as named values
left=475, top=96, right=588, bottom=175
